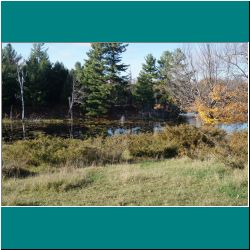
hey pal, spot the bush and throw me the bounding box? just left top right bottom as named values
left=128, top=133, right=178, bottom=159
left=2, top=125, right=247, bottom=177
left=216, top=131, right=248, bottom=169
left=2, top=134, right=132, bottom=170
left=159, top=125, right=226, bottom=159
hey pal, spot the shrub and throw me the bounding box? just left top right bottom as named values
left=159, top=125, right=226, bottom=159
left=2, top=125, right=247, bottom=177
left=216, top=131, right=248, bottom=169
left=128, top=133, right=178, bottom=159
left=229, top=131, right=248, bottom=163
left=2, top=134, right=132, bottom=170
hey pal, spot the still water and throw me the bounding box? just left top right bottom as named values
left=2, top=120, right=176, bottom=142
left=2, top=114, right=248, bottom=142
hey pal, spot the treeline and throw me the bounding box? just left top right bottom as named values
left=2, top=44, right=70, bottom=109
left=2, top=43, right=248, bottom=123
left=2, top=43, right=181, bottom=119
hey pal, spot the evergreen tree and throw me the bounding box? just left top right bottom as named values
left=73, top=62, right=84, bottom=83
left=103, top=43, right=129, bottom=106
left=134, top=54, right=158, bottom=111
left=2, top=44, right=22, bottom=109
left=47, top=62, right=69, bottom=106
left=25, top=43, right=52, bottom=106
left=82, top=43, right=111, bottom=117
left=158, top=51, right=174, bottom=82
left=158, top=49, right=194, bottom=110
left=153, top=50, right=175, bottom=108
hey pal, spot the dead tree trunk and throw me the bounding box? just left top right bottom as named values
left=68, top=96, right=74, bottom=121
left=68, top=75, right=85, bottom=138
left=9, top=105, right=13, bottom=141
left=22, top=121, right=26, bottom=140
left=17, top=67, right=25, bottom=121
left=68, top=96, right=74, bottom=139
left=68, top=77, right=77, bottom=138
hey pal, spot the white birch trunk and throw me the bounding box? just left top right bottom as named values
left=17, top=68, right=25, bottom=121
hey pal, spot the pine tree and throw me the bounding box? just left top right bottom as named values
left=158, top=49, right=194, bottom=110
left=48, top=62, right=69, bottom=106
left=25, top=43, right=52, bottom=106
left=103, top=43, right=129, bottom=106
left=134, top=54, right=158, bottom=111
left=2, top=44, right=22, bottom=109
left=82, top=43, right=112, bottom=117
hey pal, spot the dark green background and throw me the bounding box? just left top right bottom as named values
left=1, top=1, right=249, bottom=249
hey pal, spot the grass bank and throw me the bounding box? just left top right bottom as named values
left=2, top=158, right=248, bottom=206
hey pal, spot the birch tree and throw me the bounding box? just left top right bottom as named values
left=17, top=66, right=25, bottom=121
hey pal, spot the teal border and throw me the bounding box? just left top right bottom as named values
left=1, top=1, right=249, bottom=42
left=1, top=1, right=249, bottom=249
left=1, top=207, right=249, bottom=249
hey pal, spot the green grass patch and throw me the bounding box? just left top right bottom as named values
left=219, top=182, right=248, bottom=199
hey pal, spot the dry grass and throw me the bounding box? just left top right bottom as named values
left=2, top=158, right=248, bottom=206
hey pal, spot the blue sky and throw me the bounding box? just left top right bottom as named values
left=2, top=43, right=183, bottom=78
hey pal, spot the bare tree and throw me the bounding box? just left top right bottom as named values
left=217, top=43, right=248, bottom=80
left=159, top=48, right=197, bottom=111
left=183, top=44, right=226, bottom=111
left=161, top=43, right=248, bottom=123
left=17, top=66, right=25, bottom=121
left=176, top=46, right=200, bottom=110
left=197, top=44, right=223, bottom=87
left=68, top=75, right=85, bottom=121
left=68, top=74, right=85, bottom=138
left=186, top=43, right=249, bottom=124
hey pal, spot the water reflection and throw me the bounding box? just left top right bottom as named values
left=120, top=115, right=125, bottom=125
left=22, top=121, right=26, bottom=140
left=69, top=119, right=74, bottom=139
left=180, top=113, right=248, bottom=133
left=179, top=113, right=202, bottom=127
left=2, top=120, right=169, bottom=142
left=217, top=123, right=248, bottom=133
left=153, top=122, right=164, bottom=134
left=2, top=116, right=248, bottom=142
left=9, top=121, right=13, bottom=142
left=107, top=126, right=141, bottom=136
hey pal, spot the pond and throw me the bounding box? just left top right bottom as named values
left=2, top=114, right=248, bottom=142
left=179, top=113, right=248, bottom=133
left=2, top=119, right=179, bottom=142
left=217, top=123, right=248, bottom=133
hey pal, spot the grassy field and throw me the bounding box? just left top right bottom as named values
left=2, top=158, right=248, bottom=206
